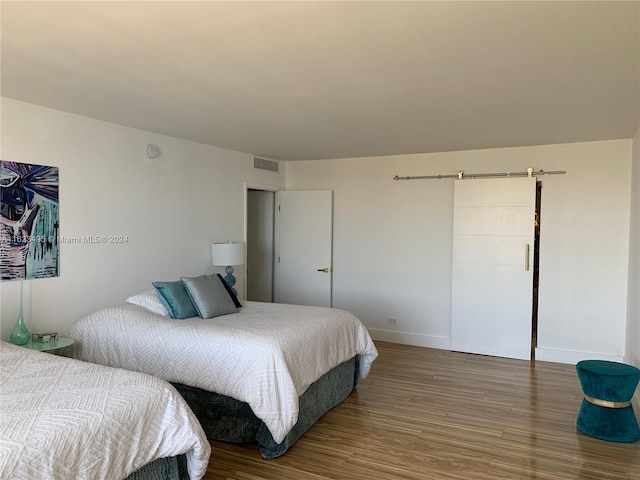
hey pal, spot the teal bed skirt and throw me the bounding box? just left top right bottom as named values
left=172, top=356, right=360, bottom=459
left=124, top=455, right=187, bottom=480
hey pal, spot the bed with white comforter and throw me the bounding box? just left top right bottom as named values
left=67, top=300, right=378, bottom=456
left=0, top=341, right=210, bottom=480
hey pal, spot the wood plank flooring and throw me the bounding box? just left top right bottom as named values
left=203, top=341, right=640, bottom=480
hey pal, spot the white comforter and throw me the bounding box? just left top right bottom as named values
left=67, top=301, right=378, bottom=444
left=0, top=342, right=210, bottom=480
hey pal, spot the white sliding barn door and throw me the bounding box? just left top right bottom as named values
left=451, top=177, right=536, bottom=360
left=275, top=190, right=333, bottom=307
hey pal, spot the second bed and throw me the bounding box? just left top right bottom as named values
left=67, top=298, right=378, bottom=458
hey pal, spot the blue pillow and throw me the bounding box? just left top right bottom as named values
left=151, top=281, right=199, bottom=319
left=216, top=273, right=242, bottom=308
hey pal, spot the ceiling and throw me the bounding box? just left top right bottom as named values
left=1, top=1, right=638, bottom=161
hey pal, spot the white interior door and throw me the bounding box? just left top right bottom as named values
left=451, top=177, right=536, bottom=360
left=275, top=190, right=333, bottom=307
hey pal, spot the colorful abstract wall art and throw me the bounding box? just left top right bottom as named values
left=0, top=161, right=59, bottom=281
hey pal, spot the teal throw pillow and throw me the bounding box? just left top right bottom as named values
left=152, top=281, right=199, bottom=319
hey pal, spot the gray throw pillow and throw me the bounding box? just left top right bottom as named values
left=180, top=274, right=238, bottom=319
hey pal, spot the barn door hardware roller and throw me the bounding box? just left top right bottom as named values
left=393, top=168, right=566, bottom=181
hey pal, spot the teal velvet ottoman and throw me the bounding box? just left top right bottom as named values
left=576, top=360, right=640, bottom=442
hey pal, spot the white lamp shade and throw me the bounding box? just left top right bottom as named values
left=212, top=242, right=245, bottom=266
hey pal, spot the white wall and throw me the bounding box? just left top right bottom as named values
left=1, top=97, right=633, bottom=366
left=627, top=126, right=640, bottom=369
left=286, top=140, right=632, bottom=363
left=0, top=98, right=284, bottom=339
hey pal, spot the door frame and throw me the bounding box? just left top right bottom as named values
left=243, top=182, right=280, bottom=301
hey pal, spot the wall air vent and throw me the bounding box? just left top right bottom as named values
left=253, top=157, right=279, bottom=172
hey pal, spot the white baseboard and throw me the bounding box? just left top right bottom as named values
left=368, top=329, right=451, bottom=350
left=535, top=347, right=623, bottom=365
left=368, top=334, right=628, bottom=366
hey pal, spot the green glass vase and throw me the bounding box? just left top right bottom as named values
left=10, top=281, right=30, bottom=346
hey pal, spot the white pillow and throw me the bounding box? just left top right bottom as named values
left=125, top=290, right=171, bottom=317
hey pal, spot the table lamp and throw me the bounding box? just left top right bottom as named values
left=212, top=242, right=245, bottom=295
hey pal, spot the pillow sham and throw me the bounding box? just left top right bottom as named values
left=125, top=290, right=171, bottom=317
left=181, top=274, right=238, bottom=319
left=152, top=281, right=199, bottom=319
left=216, top=273, right=242, bottom=308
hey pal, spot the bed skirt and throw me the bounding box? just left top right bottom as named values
left=172, top=356, right=360, bottom=459
left=124, top=455, right=187, bottom=480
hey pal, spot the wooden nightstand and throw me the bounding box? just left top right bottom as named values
left=22, top=336, right=74, bottom=352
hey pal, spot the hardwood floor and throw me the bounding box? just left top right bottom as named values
left=203, top=341, right=640, bottom=480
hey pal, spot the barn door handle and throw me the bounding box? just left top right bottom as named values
left=524, top=244, right=530, bottom=271
left=317, top=267, right=331, bottom=273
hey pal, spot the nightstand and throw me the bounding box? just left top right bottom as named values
left=22, top=336, right=74, bottom=352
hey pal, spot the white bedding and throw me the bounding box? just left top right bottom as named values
left=0, top=342, right=210, bottom=480
left=67, top=301, right=378, bottom=444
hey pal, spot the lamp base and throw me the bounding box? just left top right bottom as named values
left=224, top=266, right=237, bottom=295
